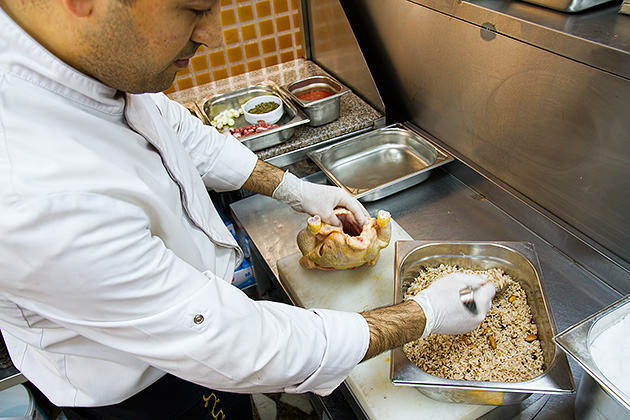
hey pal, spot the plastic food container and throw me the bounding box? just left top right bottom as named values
left=282, top=75, right=349, bottom=126
left=390, top=240, right=575, bottom=405
left=242, top=95, right=283, bottom=125
left=0, top=385, right=46, bottom=420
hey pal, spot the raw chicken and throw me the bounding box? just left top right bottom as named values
left=296, top=208, right=392, bottom=270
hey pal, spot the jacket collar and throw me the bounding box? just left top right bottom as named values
left=0, top=6, right=124, bottom=116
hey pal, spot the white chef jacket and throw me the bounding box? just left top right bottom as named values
left=0, top=7, right=369, bottom=407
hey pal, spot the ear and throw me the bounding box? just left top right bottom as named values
left=61, top=0, right=94, bottom=17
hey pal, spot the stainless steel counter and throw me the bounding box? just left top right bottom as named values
left=230, top=155, right=623, bottom=419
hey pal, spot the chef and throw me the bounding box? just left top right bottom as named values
left=0, top=0, right=496, bottom=418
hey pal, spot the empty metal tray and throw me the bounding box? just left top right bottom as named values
left=307, top=124, right=453, bottom=202
left=198, top=81, right=309, bottom=152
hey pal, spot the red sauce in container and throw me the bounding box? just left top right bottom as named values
left=296, top=90, right=333, bottom=101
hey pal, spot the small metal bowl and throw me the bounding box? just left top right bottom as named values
left=282, top=75, right=349, bottom=126
left=391, top=241, right=575, bottom=405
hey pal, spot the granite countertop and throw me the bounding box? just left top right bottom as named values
left=168, top=58, right=384, bottom=162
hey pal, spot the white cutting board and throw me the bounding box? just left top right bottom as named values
left=277, top=219, right=493, bottom=420
left=277, top=219, right=410, bottom=311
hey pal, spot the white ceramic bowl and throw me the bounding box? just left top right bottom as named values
left=243, top=95, right=283, bottom=125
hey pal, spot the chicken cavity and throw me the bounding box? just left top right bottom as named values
left=296, top=208, right=391, bottom=270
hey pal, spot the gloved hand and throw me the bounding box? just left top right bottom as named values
left=410, top=272, right=496, bottom=337
left=272, top=171, right=370, bottom=228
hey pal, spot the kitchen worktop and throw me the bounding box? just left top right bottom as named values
left=230, top=140, right=623, bottom=419
left=168, top=58, right=384, bottom=165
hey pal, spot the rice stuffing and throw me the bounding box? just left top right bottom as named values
left=403, top=264, right=544, bottom=382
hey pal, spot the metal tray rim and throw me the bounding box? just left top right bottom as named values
left=307, top=123, right=454, bottom=200
left=390, top=240, right=575, bottom=397
left=554, top=294, right=630, bottom=411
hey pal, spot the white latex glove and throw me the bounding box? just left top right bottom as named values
left=410, top=272, right=496, bottom=337
left=272, top=171, right=370, bottom=227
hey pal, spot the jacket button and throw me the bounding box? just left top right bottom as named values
left=193, top=314, right=204, bottom=324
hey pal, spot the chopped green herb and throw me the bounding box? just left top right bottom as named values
left=249, top=101, right=279, bottom=114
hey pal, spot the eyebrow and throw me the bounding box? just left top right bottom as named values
left=182, top=0, right=217, bottom=7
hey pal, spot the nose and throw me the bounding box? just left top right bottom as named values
left=191, top=9, right=223, bottom=49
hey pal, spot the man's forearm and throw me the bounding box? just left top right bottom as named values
left=241, top=159, right=285, bottom=197
left=360, top=300, right=426, bottom=362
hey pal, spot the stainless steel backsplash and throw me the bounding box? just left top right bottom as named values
left=303, top=0, right=630, bottom=290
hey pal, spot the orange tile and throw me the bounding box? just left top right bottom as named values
left=176, top=66, right=190, bottom=76
left=208, top=51, right=226, bottom=67
left=243, top=42, right=260, bottom=59
left=292, top=11, right=300, bottom=28
left=258, top=19, right=274, bottom=36
left=223, top=28, right=240, bottom=45
left=213, top=68, right=229, bottom=81
left=241, top=23, right=257, bottom=41
left=280, top=50, right=295, bottom=63
left=237, top=4, right=254, bottom=22
left=278, top=33, right=293, bottom=50
left=195, top=72, right=212, bottom=86
left=227, top=45, right=243, bottom=62
left=296, top=46, right=303, bottom=58
left=247, top=60, right=263, bottom=72
left=273, top=0, right=289, bottom=13
left=220, top=0, right=233, bottom=5
left=163, top=84, right=176, bottom=95
left=263, top=55, right=279, bottom=67
left=261, top=37, right=277, bottom=54
left=256, top=1, right=272, bottom=17
left=275, top=15, right=291, bottom=32
left=190, top=55, right=208, bottom=72
left=236, top=0, right=249, bottom=2
left=176, top=76, right=194, bottom=91
left=290, top=0, right=298, bottom=10
left=294, top=30, right=302, bottom=47
left=230, top=63, right=246, bottom=76
left=221, top=8, right=236, bottom=26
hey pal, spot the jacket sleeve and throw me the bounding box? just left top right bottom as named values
left=150, top=93, right=258, bottom=192
left=0, top=192, right=370, bottom=396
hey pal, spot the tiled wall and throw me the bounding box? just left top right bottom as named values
left=164, top=0, right=303, bottom=94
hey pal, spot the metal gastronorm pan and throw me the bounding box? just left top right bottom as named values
left=554, top=295, right=630, bottom=414
left=518, top=0, right=617, bottom=12
left=282, top=75, right=350, bottom=126
left=198, top=81, right=309, bottom=152
left=390, top=240, right=574, bottom=405
left=307, top=124, right=453, bottom=202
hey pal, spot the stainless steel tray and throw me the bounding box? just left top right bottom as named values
left=198, top=81, right=310, bottom=152
left=518, top=0, right=617, bottom=12
left=391, top=241, right=574, bottom=405
left=281, top=75, right=350, bottom=127
left=554, top=295, right=630, bottom=412
left=307, top=124, right=453, bottom=202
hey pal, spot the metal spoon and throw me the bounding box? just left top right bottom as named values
left=459, top=283, right=508, bottom=314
